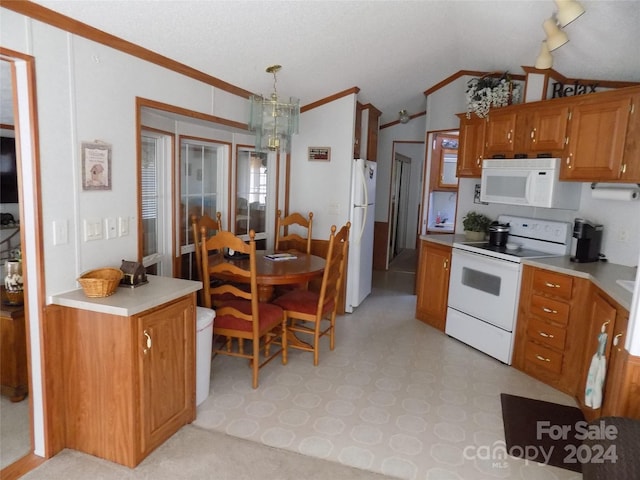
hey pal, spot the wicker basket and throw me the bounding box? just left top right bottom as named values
left=77, top=268, right=123, bottom=298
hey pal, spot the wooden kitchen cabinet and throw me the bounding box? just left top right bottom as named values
left=0, top=289, right=28, bottom=402
left=456, top=113, right=485, bottom=177
left=621, top=90, right=640, bottom=182
left=60, top=294, right=196, bottom=467
left=483, top=109, right=516, bottom=157
left=518, top=103, right=570, bottom=154
left=561, top=94, right=632, bottom=181
left=513, top=266, right=589, bottom=395
left=576, top=287, right=634, bottom=421
left=415, top=240, right=451, bottom=331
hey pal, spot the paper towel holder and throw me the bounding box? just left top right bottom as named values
left=590, top=182, right=640, bottom=189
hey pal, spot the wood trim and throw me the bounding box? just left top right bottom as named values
left=359, top=103, right=382, bottom=116
left=521, top=66, right=640, bottom=89
left=136, top=97, right=248, bottom=132
left=373, top=221, right=388, bottom=271
left=0, top=453, right=46, bottom=480
left=424, top=70, right=526, bottom=97
left=0, top=123, right=15, bottom=130
left=1, top=1, right=253, bottom=99
left=380, top=111, right=426, bottom=130
left=301, top=87, right=360, bottom=113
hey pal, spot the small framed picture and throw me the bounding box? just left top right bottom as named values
left=82, top=141, right=112, bottom=190
left=308, top=147, right=331, bottom=161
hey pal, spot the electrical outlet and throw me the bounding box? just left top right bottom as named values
left=617, top=227, right=629, bottom=243
left=105, top=217, right=117, bottom=239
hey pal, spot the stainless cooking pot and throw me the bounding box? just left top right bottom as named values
left=488, top=222, right=510, bottom=246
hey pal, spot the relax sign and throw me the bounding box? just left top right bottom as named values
left=551, top=81, right=600, bottom=98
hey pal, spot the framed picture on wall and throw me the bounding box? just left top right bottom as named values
left=82, top=141, right=112, bottom=191
left=308, top=147, right=331, bottom=161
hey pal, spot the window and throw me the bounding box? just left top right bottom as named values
left=235, top=147, right=271, bottom=247
left=140, top=130, right=172, bottom=275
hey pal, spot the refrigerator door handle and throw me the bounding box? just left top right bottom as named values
left=356, top=204, right=367, bottom=246
left=355, top=162, right=368, bottom=245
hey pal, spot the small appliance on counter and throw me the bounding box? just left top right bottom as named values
left=488, top=221, right=510, bottom=246
left=571, top=218, right=603, bottom=263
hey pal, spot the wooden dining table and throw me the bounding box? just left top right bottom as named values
left=214, top=250, right=326, bottom=303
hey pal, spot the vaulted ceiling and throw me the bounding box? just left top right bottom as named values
left=6, top=1, right=640, bottom=125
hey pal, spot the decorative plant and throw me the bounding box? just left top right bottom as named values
left=462, top=211, right=492, bottom=233
left=466, top=72, right=521, bottom=119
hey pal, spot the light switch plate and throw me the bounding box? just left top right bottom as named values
left=53, top=219, right=68, bottom=245
left=84, top=218, right=103, bottom=241
left=118, top=216, right=129, bottom=237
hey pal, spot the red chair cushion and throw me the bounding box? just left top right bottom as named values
left=273, top=289, right=334, bottom=316
left=214, top=299, right=284, bottom=333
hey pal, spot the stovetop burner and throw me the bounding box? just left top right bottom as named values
left=455, top=241, right=561, bottom=261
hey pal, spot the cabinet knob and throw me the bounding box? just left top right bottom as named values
left=530, top=128, right=536, bottom=141
left=542, top=307, right=558, bottom=314
left=535, top=354, right=551, bottom=363
left=544, top=282, right=560, bottom=288
left=538, top=331, right=554, bottom=339
left=443, top=259, right=449, bottom=270
left=507, top=130, right=512, bottom=142
left=143, top=330, right=152, bottom=354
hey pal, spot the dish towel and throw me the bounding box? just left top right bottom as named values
left=584, top=331, right=608, bottom=409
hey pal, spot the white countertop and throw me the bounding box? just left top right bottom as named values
left=420, top=234, right=637, bottom=311
left=50, top=275, right=202, bottom=317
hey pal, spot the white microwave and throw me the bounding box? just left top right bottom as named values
left=480, top=158, right=581, bottom=209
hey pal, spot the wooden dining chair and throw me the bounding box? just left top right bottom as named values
left=275, top=210, right=313, bottom=254
left=191, top=212, right=222, bottom=304
left=273, top=222, right=350, bottom=366
left=201, top=229, right=287, bottom=388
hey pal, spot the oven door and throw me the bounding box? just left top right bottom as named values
left=448, top=249, right=522, bottom=331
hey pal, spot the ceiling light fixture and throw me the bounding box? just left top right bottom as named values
left=398, top=109, right=410, bottom=124
left=542, top=16, right=569, bottom=51
left=249, top=65, right=300, bottom=153
left=554, top=0, right=585, bottom=27
left=534, top=41, right=554, bottom=69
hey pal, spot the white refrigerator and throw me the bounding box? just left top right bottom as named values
left=346, top=159, right=376, bottom=313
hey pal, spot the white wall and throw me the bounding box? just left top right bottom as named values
left=455, top=179, right=640, bottom=267
left=289, top=95, right=356, bottom=239
left=1, top=11, right=251, bottom=297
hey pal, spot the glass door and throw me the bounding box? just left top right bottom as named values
left=179, top=137, right=229, bottom=279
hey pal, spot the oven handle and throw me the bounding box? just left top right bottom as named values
left=452, top=248, right=521, bottom=272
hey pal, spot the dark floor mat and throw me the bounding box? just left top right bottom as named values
left=500, top=393, right=585, bottom=473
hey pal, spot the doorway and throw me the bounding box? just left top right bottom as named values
left=389, top=152, right=411, bottom=262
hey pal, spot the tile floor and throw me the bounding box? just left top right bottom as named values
left=194, top=253, right=582, bottom=480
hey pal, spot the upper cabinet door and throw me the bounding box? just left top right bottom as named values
left=484, top=110, right=516, bottom=157
left=562, top=96, right=631, bottom=181
left=457, top=114, right=485, bottom=178
left=526, top=104, right=570, bottom=153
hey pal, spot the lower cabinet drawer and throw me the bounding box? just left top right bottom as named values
left=526, top=316, right=567, bottom=351
left=524, top=341, right=563, bottom=374
left=530, top=294, right=570, bottom=325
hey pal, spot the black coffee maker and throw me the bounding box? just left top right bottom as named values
left=571, top=218, right=603, bottom=263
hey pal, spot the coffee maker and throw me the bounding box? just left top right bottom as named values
left=571, top=218, right=603, bottom=263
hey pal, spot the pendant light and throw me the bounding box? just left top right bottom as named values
left=249, top=65, right=300, bottom=153
left=554, top=0, right=585, bottom=27
left=534, top=41, right=553, bottom=69
left=543, top=17, right=569, bottom=51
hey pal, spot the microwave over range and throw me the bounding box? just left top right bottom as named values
left=480, top=158, right=581, bottom=209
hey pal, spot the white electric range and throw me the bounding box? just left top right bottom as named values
left=445, top=215, right=572, bottom=364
